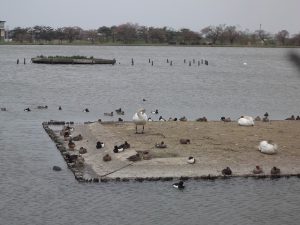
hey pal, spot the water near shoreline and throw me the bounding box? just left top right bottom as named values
left=1, top=45, right=300, bottom=225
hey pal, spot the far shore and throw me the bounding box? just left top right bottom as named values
left=44, top=120, right=300, bottom=182
left=1, top=42, right=300, bottom=49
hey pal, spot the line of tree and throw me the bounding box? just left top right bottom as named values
left=7, top=23, right=300, bottom=46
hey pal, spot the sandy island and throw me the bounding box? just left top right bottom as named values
left=46, top=120, right=300, bottom=181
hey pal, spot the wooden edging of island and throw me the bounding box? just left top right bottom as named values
left=31, top=56, right=116, bottom=65
left=43, top=119, right=300, bottom=183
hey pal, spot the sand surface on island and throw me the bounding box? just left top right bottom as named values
left=67, top=120, right=300, bottom=178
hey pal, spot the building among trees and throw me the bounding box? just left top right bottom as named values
left=0, top=20, right=6, bottom=41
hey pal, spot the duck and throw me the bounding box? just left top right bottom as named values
left=113, top=145, right=124, bottom=153
left=104, top=112, right=113, bottom=116
left=58, top=106, right=62, bottom=110
left=221, top=117, right=231, bottom=122
left=196, top=117, right=207, bottom=122
left=173, top=181, right=185, bottom=189
left=119, top=141, right=130, bottom=149
left=79, top=147, right=87, bottom=154
left=68, top=140, right=76, bottom=149
left=37, top=105, right=48, bottom=109
left=159, top=116, right=166, bottom=121
left=180, top=139, right=190, bottom=144
left=254, top=116, right=261, bottom=121
left=24, top=107, right=31, bottom=112
left=133, top=108, right=148, bottom=133
left=262, top=117, right=269, bottom=122
left=252, top=165, right=263, bottom=174
left=147, top=117, right=153, bottom=122
left=222, top=167, right=232, bottom=176
left=179, top=116, right=187, bottom=121
left=238, top=116, right=254, bottom=126
left=155, top=141, right=167, bottom=148
left=187, top=156, right=195, bottom=164
left=72, top=134, right=83, bottom=141
left=127, top=153, right=141, bottom=162
left=151, top=109, right=159, bottom=114
left=103, top=154, right=112, bottom=162
left=285, top=115, right=295, bottom=120
left=271, top=166, right=281, bottom=175
left=1, top=107, right=7, bottom=111
left=115, top=108, right=125, bottom=115
left=258, top=140, right=278, bottom=154
left=264, top=112, right=269, bottom=117
left=83, top=108, right=89, bottom=112
left=96, top=141, right=105, bottom=149
left=118, top=118, right=123, bottom=122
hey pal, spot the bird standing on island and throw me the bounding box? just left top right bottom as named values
left=133, top=108, right=148, bottom=133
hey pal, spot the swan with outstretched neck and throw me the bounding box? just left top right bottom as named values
left=133, top=108, right=148, bottom=133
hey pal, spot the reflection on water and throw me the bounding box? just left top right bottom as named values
left=0, top=45, right=300, bottom=225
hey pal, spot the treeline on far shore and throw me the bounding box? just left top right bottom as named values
left=2, top=23, right=300, bottom=47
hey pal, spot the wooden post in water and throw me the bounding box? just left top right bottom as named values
left=170, top=61, right=173, bottom=66
left=24, top=58, right=26, bottom=64
left=167, top=59, right=169, bottom=63
left=205, top=60, right=208, bottom=65
left=198, top=61, right=200, bottom=66
left=184, top=59, right=186, bottom=63
left=17, top=59, right=19, bottom=64
left=151, top=61, right=153, bottom=66
left=149, top=58, right=151, bottom=63
left=131, top=58, right=134, bottom=66
left=189, top=61, right=191, bottom=66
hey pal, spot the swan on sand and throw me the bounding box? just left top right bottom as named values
left=258, top=140, right=278, bottom=155
left=238, top=116, right=254, bottom=126
left=133, top=108, right=148, bottom=133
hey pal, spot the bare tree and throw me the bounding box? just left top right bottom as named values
left=179, top=28, right=201, bottom=44
left=224, top=26, right=240, bottom=45
left=255, top=29, right=270, bottom=44
left=115, top=23, right=138, bottom=44
left=201, top=25, right=225, bottom=44
left=148, top=27, right=167, bottom=43
left=276, top=30, right=289, bottom=45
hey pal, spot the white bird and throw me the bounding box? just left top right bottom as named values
left=238, top=116, right=254, bottom=126
left=133, top=108, right=148, bottom=133
left=258, top=140, right=278, bottom=154
left=187, top=156, right=195, bottom=164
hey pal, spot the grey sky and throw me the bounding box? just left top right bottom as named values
left=1, top=0, right=299, bottom=34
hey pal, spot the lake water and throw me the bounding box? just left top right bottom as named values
left=0, top=45, right=300, bottom=225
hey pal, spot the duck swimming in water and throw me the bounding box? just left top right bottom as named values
left=173, top=181, right=185, bottom=189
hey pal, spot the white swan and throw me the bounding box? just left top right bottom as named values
left=258, top=140, right=278, bottom=154
left=133, top=108, right=148, bottom=133
left=238, top=116, right=254, bottom=126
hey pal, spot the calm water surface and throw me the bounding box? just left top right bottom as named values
left=0, top=45, right=300, bottom=225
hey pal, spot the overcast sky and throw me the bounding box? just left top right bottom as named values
left=1, top=0, right=299, bottom=34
